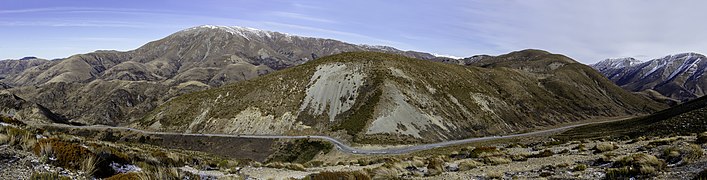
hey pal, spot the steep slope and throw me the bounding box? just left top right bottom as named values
left=591, top=53, right=707, bottom=103
left=137, top=51, right=664, bottom=144
left=0, top=90, right=67, bottom=125
left=1, top=25, right=437, bottom=125
left=558, top=94, right=707, bottom=140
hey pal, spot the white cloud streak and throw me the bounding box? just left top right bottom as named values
left=461, top=0, right=707, bottom=63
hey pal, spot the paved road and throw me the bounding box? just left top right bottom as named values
left=27, top=118, right=624, bottom=155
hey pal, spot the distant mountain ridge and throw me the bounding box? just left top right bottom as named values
left=0, top=25, right=439, bottom=125
left=591, top=53, right=707, bottom=103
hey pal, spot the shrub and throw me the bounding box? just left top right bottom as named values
left=594, top=142, right=617, bottom=153
left=81, top=155, right=98, bottom=178
left=29, top=172, right=70, bottom=180
left=0, top=115, right=25, bottom=126
left=33, top=139, right=94, bottom=170
left=305, top=160, right=324, bottom=167
left=573, top=164, right=587, bottom=171
left=483, top=157, right=511, bottom=165
left=286, top=163, right=306, bottom=171
left=486, top=171, right=504, bottom=179
left=573, top=144, right=587, bottom=151
left=469, top=146, right=499, bottom=158
left=308, top=171, right=371, bottom=180
left=0, top=134, right=8, bottom=145
left=265, top=162, right=285, bottom=169
left=458, top=159, right=483, bottom=171
left=662, top=143, right=704, bottom=164
left=607, top=153, right=666, bottom=179
left=426, top=157, right=445, bottom=176
left=371, top=167, right=401, bottom=179
left=510, top=153, right=528, bottom=161
left=411, top=159, right=425, bottom=168
left=21, top=133, right=37, bottom=151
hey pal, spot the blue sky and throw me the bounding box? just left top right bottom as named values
left=1, top=0, right=706, bottom=64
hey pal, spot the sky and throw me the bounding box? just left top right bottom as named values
left=1, top=0, right=706, bottom=64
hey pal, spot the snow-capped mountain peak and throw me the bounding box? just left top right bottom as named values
left=182, top=25, right=284, bottom=40
left=591, top=57, right=642, bottom=70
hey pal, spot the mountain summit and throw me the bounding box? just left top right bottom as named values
left=592, top=53, right=707, bottom=103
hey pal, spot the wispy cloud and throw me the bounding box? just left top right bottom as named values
left=0, top=20, right=154, bottom=28
left=269, top=11, right=336, bottom=23
left=261, top=21, right=408, bottom=47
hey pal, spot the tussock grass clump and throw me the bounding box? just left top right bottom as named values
left=21, top=133, right=37, bottom=151
left=486, top=171, right=504, bottom=179
left=0, top=133, right=8, bottom=145
left=32, top=138, right=94, bottom=170
left=1, top=115, right=25, bottom=126
left=510, top=153, right=529, bottom=161
left=662, top=143, right=704, bottom=164
left=607, top=153, right=666, bottom=179
left=573, top=164, right=587, bottom=171
left=426, top=157, right=445, bottom=176
left=483, top=157, right=511, bottom=165
left=594, top=142, right=618, bottom=153
left=469, top=146, right=501, bottom=158
left=286, top=163, right=306, bottom=171
left=80, top=155, right=98, bottom=177
left=457, top=159, right=483, bottom=171
left=371, top=166, right=402, bottom=179
left=306, top=171, right=371, bottom=180
left=411, top=158, right=425, bottom=168
left=29, top=171, right=71, bottom=180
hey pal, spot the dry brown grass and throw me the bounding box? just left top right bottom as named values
left=483, top=157, right=511, bottom=165
left=371, top=166, right=401, bottom=180
left=594, top=142, right=618, bottom=152
left=457, top=159, right=483, bottom=171
left=80, top=155, right=98, bottom=178
left=607, top=153, right=666, bottom=178
left=0, top=133, right=8, bottom=145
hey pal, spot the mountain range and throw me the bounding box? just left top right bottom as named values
left=136, top=50, right=664, bottom=144
left=0, top=25, right=437, bottom=125
left=592, top=53, right=707, bottom=104
left=0, top=25, right=673, bottom=144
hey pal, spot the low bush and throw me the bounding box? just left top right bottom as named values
left=594, top=142, right=618, bottom=153
left=29, top=172, right=71, bottom=180
left=33, top=138, right=94, bottom=170
left=607, top=153, right=666, bottom=179
left=426, top=157, right=445, bottom=176
left=458, top=159, right=483, bottom=171
left=483, top=157, right=511, bottom=165
left=469, top=146, right=500, bottom=158
left=371, top=166, right=401, bottom=179
left=306, top=170, right=371, bottom=180
left=662, top=143, right=704, bottom=164
left=0, top=133, right=8, bottom=145
left=573, top=164, right=587, bottom=171
left=0, top=115, right=25, bottom=126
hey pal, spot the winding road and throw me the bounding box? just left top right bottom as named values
left=30, top=118, right=626, bottom=155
